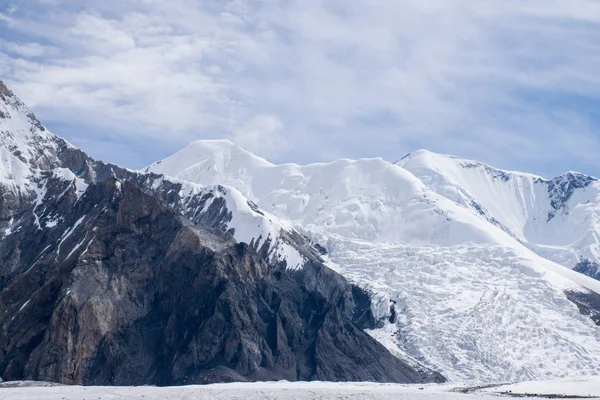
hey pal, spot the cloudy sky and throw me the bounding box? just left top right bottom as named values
left=2, top=0, right=600, bottom=177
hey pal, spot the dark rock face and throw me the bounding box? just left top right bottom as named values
left=0, top=169, right=443, bottom=386
left=565, top=290, right=600, bottom=326
left=546, top=172, right=596, bottom=221
left=574, top=259, right=600, bottom=281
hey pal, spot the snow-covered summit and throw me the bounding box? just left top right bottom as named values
left=397, top=149, right=600, bottom=276
left=399, top=149, right=544, bottom=180
left=148, top=140, right=521, bottom=248
left=148, top=139, right=273, bottom=174
left=0, top=81, right=65, bottom=188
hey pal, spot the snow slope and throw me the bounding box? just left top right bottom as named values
left=148, top=140, right=600, bottom=383
left=397, top=150, right=600, bottom=274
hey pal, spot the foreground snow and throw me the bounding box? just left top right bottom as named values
left=3, top=378, right=600, bottom=400
left=481, top=376, right=600, bottom=397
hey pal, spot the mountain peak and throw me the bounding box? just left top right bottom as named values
left=147, top=139, right=273, bottom=180
left=183, top=139, right=261, bottom=160
left=397, top=148, right=549, bottom=182
left=397, top=149, right=468, bottom=166
left=184, top=139, right=272, bottom=161
left=0, top=80, right=14, bottom=100
left=562, top=170, right=597, bottom=180
left=397, top=149, right=439, bottom=162
left=188, top=138, right=236, bottom=148
left=0, top=81, right=76, bottom=187
left=0, top=80, right=46, bottom=133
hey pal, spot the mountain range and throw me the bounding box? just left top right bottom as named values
left=2, top=80, right=600, bottom=385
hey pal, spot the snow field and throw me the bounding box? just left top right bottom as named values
left=4, top=378, right=600, bottom=400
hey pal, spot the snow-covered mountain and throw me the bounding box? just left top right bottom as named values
left=5, top=75, right=600, bottom=386
left=3, top=82, right=444, bottom=385
left=148, top=140, right=600, bottom=383
left=397, top=150, right=600, bottom=279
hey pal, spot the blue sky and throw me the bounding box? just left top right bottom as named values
left=2, top=0, right=600, bottom=177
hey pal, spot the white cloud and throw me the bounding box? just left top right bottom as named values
left=0, top=40, right=55, bottom=57
left=232, top=114, right=287, bottom=158
left=0, top=12, right=13, bottom=24
left=70, top=13, right=136, bottom=51
left=1, top=0, right=600, bottom=175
